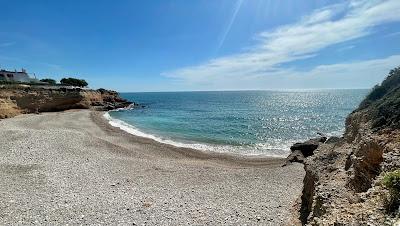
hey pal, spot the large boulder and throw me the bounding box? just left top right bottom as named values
left=284, top=150, right=305, bottom=166
left=290, top=137, right=327, bottom=157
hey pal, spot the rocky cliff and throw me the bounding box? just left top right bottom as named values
left=0, top=86, right=132, bottom=119
left=297, top=67, right=400, bottom=225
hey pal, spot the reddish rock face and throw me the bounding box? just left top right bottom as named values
left=0, top=87, right=132, bottom=119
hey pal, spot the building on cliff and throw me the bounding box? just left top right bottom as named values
left=0, top=68, right=34, bottom=83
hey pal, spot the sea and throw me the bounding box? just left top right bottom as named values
left=105, top=89, right=369, bottom=157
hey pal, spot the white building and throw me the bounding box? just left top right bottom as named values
left=0, top=68, right=33, bottom=82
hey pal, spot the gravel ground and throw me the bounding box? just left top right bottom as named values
left=0, top=110, right=304, bottom=225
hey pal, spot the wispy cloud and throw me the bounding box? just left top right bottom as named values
left=163, top=0, right=400, bottom=88
left=165, top=55, right=400, bottom=91
left=276, top=54, right=400, bottom=88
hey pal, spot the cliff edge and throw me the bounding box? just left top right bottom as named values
left=0, top=86, right=132, bottom=119
left=299, top=67, right=400, bottom=225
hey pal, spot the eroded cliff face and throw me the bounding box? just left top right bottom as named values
left=0, top=86, right=132, bottom=119
left=299, top=68, right=400, bottom=225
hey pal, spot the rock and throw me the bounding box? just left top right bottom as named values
left=0, top=86, right=132, bottom=118
left=325, top=136, right=342, bottom=144
left=299, top=66, right=400, bottom=225
left=284, top=150, right=305, bottom=165
left=290, top=137, right=326, bottom=157
left=317, top=136, right=328, bottom=143
left=285, top=136, right=327, bottom=165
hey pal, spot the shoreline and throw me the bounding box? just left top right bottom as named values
left=0, top=110, right=305, bottom=225
left=94, top=111, right=286, bottom=167
left=103, top=111, right=291, bottom=159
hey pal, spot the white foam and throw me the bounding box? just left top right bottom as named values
left=103, top=112, right=289, bottom=157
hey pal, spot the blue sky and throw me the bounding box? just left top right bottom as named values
left=0, top=0, right=400, bottom=91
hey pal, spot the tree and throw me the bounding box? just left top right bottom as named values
left=40, top=78, right=57, bottom=85
left=60, top=77, right=88, bottom=87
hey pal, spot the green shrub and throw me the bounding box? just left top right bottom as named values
left=354, top=66, right=400, bottom=130
left=383, top=169, right=400, bottom=213
left=40, top=78, right=57, bottom=85
left=359, top=66, right=400, bottom=109
left=60, top=77, right=88, bottom=87
left=0, top=80, right=14, bottom=85
left=0, top=80, right=31, bottom=85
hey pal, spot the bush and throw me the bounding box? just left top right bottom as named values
left=97, top=88, right=107, bottom=94
left=383, top=169, right=400, bottom=213
left=0, top=80, right=15, bottom=85
left=355, top=66, right=400, bottom=130
left=359, top=66, right=400, bottom=109
left=40, top=78, right=57, bottom=85
left=60, top=77, right=88, bottom=87
left=0, top=80, right=32, bottom=85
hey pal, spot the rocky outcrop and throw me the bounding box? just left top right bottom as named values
left=292, top=137, right=327, bottom=155
left=0, top=86, right=132, bottom=119
left=84, top=88, right=133, bottom=110
left=298, top=67, right=400, bottom=225
left=285, top=137, right=327, bottom=165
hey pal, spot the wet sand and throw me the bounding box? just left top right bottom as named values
left=0, top=110, right=304, bottom=225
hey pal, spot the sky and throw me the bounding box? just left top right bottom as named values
left=1, top=0, right=400, bottom=92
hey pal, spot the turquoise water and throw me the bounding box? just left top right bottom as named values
left=107, top=90, right=368, bottom=156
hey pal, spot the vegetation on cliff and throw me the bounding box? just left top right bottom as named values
left=60, top=77, right=89, bottom=87
left=40, top=78, right=57, bottom=85
left=358, top=66, right=400, bottom=130
left=383, top=169, right=400, bottom=212
left=1, top=76, right=89, bottom=87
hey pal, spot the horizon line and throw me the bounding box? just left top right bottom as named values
left=116, top=87, right=371, bottom=93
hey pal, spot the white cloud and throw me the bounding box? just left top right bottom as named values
left=163, top=0, right=400, bottom=89
left=281, top=54, right=400, bottom=88
left=167, top=55, right=400, bottom=90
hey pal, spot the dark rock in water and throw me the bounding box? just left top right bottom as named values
left=290, top=137, right=326, bottom=157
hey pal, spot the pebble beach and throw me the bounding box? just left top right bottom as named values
left=0, top=110, right=304, bottom=225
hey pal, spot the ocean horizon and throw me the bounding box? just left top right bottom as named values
left=107, top=89, right=369, bottom=157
